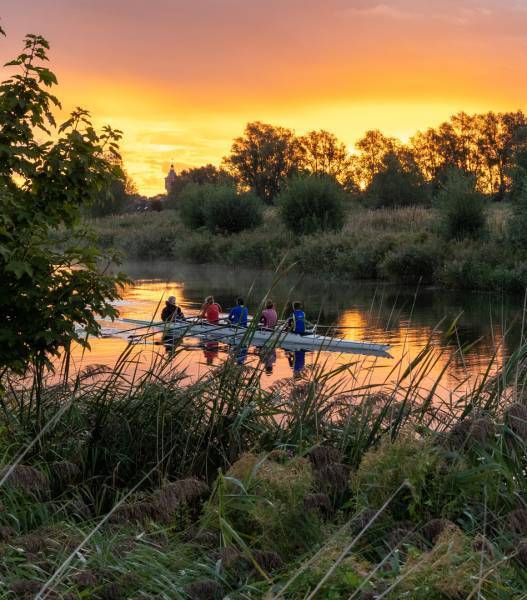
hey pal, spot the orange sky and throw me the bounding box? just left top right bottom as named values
left=2, top=0, right=527, bottom=195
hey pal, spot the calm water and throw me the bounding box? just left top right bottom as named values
left=69, top=261, right=525, bottom=399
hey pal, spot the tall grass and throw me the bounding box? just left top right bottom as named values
left=2, top=323, right=527, bottom=597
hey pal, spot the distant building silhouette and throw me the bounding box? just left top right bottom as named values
left=165, top=164, right=177, bottom=193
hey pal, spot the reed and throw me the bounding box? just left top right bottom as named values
left=1, top=325, right=527, bottom=598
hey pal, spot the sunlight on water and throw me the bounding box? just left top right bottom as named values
left=65, top=262, right=521, bottom=401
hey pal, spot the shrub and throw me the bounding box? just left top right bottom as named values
left=508, top=182, right=527, bottom=252
left=180, top=184, right=262, bottom=234
left=350, top=436, right=441, bottom=521
left=380, top=240, right=441, bottom=284
left=179, top=184, right=209, bottom=229
left=205, top=188, right=262, bottom=234
left=205, top=453, right=321, bottom=559
left=435, top=170, right=486, bottom=240
left=278, top=175, right=346, bottom=235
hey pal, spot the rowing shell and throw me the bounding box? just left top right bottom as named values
left=118, top=317, right=391, bottom=356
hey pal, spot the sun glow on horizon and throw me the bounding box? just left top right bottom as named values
left=2, top=0, right=527, bottom=195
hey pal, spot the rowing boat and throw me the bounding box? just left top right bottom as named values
left=118, top=317, right=391, bottom=355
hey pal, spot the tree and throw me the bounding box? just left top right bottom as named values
left=89, top=163, right=136, bottom=217
left=277, top=175, right=345, bottom=235
left=509, top=145, right=527, bottom=202
left=0, top=33, right=127, bottom=380
left=224, top=121, right=302, bottom=204
left=298, top=130, right=351, bottom=183
left=354, top=130, right=399, bottom=188
left=475, top=111, right=527, bottom=200
left=165, top=164, right=234, bottom=208
left=366, top=151, right=429, bottom=208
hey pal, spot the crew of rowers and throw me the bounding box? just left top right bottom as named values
left=160, top=295, right=307, bottom=334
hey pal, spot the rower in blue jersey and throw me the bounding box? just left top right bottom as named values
left=286, top=301, right=306, bottom=334
left=228, top=297, right=249, bottom=327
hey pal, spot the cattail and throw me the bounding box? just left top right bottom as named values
left=446, top=416, right=496, bottom=450
left=73, top=570, right=101, bottom=588
left=421, top=518, right=456, bottom=544
left=185, top=580, right=224, bottom=600
left=306, top=445, right=341, bottom=468
left=506, top=508, right=527, bottom=536
left=469, top=416, right=496, bottom=445
left=517, top=539, right=527, bottom=566
left=303, top=493, right=331, bottom=516
left=15, top=533, right=53, bottom=554
left=0, top=525, right=14, bottom=542
left=152, top=478, right=209, bottom=522
left=10, top=580, right=42, bottom=598
left=252, top=549, right=284, bottom=572
left=0, top=464, right=49, bottom=497
left=50, top=461, right=81, bottom=489
left=314, top=463, right=350, bottom=501
left=109, top=501, right=158, bottom=525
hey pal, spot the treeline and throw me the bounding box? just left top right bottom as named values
left=165, top=111, right=527, bottom=209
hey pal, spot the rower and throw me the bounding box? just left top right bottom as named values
left=286, top=301, right=306, bottom=335
left=260, top=299, right=278, bottom=329
left=228, top=297, right=249, bottom=327
left=160, top=296, right=185, bottom=322
left=200, top=295, right=222, bottom=324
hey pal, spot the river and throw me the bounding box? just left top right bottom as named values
left=68, top=261, right=524, bottom=400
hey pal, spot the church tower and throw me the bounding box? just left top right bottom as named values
left=165, top=164, right=177, bottom=194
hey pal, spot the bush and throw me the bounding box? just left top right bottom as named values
left=179, top=184, right=209, bottom=229
left=508, top=182, right=527, bottom=252
left=180, top=184, right=262, bottom=234
left=380, top=240, right=441, bottom=284
left=351, top=436, right=441, bottom=521
left=365, top=152, right=429, bottom=209
left=435, top=170, right=486, bottom=240
left=278, top=175, right=346, bottom=235
left=205, top=188, right=262, bottom=234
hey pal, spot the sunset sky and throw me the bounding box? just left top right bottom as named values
left=2, top=0, right=527, bottom=195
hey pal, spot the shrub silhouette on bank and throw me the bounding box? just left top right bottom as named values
left=436, top=169, right=487, bottom=240
left=508, top=182, right=527, bottom=252
left=278, top=174, right=346, bottom=235
left=180, top=183, right=262, bottom=234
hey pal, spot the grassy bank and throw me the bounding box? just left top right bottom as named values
left=3, top=335, right=527, bottom=597
left=90, top=204, right=527, bottom=293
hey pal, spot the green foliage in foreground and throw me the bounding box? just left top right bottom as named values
left=2, top=334, right=527, bottom=597
left=180, top=183, right=263, bottom=234
left=0, top=33, right=127, bottom=376
left=278, top=174, right=346, bottom=235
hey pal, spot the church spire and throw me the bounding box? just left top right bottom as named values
left=165, top=163, right=177, bottom=194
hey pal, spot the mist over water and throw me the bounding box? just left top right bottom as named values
left=68, top=261, right=524, bottom=400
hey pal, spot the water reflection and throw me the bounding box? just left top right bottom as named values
left=66, top=261, right=525, bottom=398
left=287, top=350, right=306, bottom=379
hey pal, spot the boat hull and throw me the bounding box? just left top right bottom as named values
left=118, top=318, right=391, bottom=355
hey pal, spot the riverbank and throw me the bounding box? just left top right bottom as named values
left=91, top=204, right=527, bottom=293
left=2, top=339, right=527, bottom=597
